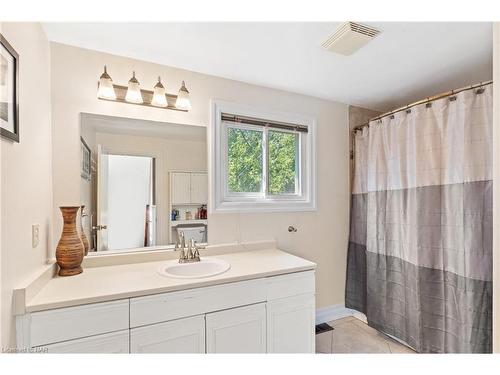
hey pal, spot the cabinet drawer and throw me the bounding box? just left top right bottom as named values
left=266, top=271, right=315, bottom=301
left=130, top=278, right=266, bottom=327
left=30, top=300, right=129, bottom=347
left=37, top=330, right=129, bottom=353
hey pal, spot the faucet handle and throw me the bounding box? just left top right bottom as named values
left=178, top=232, right=186, bottom=249
left=185, top=238, right=193, bottom=259
left=191, top=240, right=204, bottom=260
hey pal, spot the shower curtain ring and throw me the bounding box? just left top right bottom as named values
left=476, top=82, right=485, bottom=94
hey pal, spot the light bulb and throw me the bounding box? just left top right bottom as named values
left=125, top=71, right=143, bottom=104
left=151, top=77, right=168, bottom=107
left=97, top=66, right=116, bottom=100
left=175, top=81, right=191, bottom=110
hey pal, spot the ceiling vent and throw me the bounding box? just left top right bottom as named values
left=321, top=22, right=380, bottom=55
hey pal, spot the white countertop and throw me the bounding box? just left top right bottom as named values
left=25, top=249, right=316, bottom=313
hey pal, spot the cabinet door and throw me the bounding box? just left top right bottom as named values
left=206, top=303, right=266, bottom=353
left=190, top=173, right=207, bottom=204
left=39, top=330, right=129, bottom=353
left=130, top=315, right=205, bottom=353
left=171, top=172, right=191, bottom=204
left=266, top=294, right=315, bottom=353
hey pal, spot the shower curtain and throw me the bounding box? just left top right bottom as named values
left=345, top=83, right=493, bottom=353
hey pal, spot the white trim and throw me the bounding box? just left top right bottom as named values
left=315, top=305, right=415, bottom=351
left=16, top=313, right=32, bottom=349
left=209, top=100, right=317, bottom=213
left=315, top=304, right=367, bottom=325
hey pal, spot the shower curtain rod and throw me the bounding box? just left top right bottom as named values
left=351, top=80, right=493, bottom=132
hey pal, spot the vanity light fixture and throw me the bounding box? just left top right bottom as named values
left=175, top=81, right=191, bottom=111
left=125, top=71, right=143, bottom=104
left=96, top=68, right=190, bottom=112
left=97, top=66, right=116, bottom=100
left=151, top=76, right=168, bottom=107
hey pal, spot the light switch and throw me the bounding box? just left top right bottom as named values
left=32, top=224, right=40, bottom=248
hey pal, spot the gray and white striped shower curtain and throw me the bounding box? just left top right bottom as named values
left=345, top=84, right=493, bottom=353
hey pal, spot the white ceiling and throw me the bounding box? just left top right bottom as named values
left=43, top=22, right=492, bottom=111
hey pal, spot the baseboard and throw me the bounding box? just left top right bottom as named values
left=315, top=304, right=367, bottom=325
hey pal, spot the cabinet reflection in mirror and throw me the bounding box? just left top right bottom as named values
left=80, top=113, right=208, bottom=254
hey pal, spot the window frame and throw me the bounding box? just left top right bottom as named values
left=210, top=100, right=317, bottom=213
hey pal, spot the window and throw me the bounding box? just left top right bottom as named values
left=211, top=101, right=316, bottom=212
left=268, top=129, right=299, bottom=195
left=225, top=125, right=299, bottom=196
left=227, top=125, right=264, bottom=194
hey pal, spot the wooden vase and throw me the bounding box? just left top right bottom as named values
left=80, top=205, right=90, bottom=256
left=56, top=206, right=84, bottom=276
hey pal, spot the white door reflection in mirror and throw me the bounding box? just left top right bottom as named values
left=100, top=153, right=154, bottom=251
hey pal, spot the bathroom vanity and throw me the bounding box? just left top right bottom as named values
left=14, top=246, right=316, bottom=353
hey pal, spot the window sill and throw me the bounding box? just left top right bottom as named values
left=212, top=199, right=317, bottom=213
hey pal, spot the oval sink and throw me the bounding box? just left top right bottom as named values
left=158, top=258, right=231, bottom=279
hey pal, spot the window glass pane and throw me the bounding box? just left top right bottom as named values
left=227, top=126, right=263, bottom=193
left=268, top=130, right=298, bottom=195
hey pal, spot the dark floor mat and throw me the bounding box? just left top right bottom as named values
left=315, top=323, right=334, bottom=335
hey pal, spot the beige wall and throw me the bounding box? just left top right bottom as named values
left=50, top=42, right=350, bottom=310
left=348, top=105, right=381, bottom=131
left=0, top=23, right=53, bottom=347
left=493, top=23, right=500, bottom=353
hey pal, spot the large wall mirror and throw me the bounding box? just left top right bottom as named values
left=80, top=113, right=208, bottom=254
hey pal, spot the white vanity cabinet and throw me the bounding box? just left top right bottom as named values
left=17, top=270, right=315, bottom=353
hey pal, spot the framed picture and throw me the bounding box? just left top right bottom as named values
left=81, top=137, right=92, bottom=181
left=0, top=34, right=19, bottom=142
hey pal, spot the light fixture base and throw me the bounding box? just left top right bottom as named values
left=97, top=82, right=188, bottom=112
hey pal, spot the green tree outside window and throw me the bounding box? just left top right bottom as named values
left=227, top=127, right=298, bottom=194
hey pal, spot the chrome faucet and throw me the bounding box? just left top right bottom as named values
left=177, top=237, right=203, bottom=263
left=179, top=232, right=186, bottom=249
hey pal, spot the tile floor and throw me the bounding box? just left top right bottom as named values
left=315, top=317, right=416, bottom=354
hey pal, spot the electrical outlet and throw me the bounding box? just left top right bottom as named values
left=32, top=224, right=40, bottom=248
